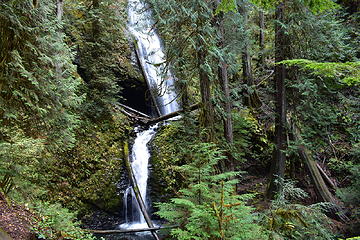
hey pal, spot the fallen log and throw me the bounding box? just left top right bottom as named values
left=115, top=106, right=150, bottom=122
left=316, top=162, right=337, bottom=190
left=87, top=225, right=175, bottom=234
left=114, top=103, right=151, bottom=119
left=123, top=142, right=160, bottom=240
left=291, top=121, right=348, bottom=221
left=146, top=103, right=199, bottom=125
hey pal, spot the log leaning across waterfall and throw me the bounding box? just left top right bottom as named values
left=133, top=40, right=162, bottom=116
left=145, top=103, right=200, bottom=125
left=123, top=142, right=160, bottom=240
left=113, top=102, right=199, bottom=124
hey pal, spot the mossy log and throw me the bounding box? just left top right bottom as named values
left=316, top=162, right=337, bottom=190
left=291, top=122, right=348, bottom=221
left=123, top=142, right=160, bottom=240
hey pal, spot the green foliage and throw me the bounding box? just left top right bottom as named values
left=0, top=0, right=132, bottom=219
left=0, top=0, right=83, bottom=151
left=216, top=0, right=237, bottom=14
left=280, top=59, right=360, bottom=86
left=337, top=165, right=360, bottom=205
left=156, top=142, right=266, bottom=240
left=250, top=0, right=339, bottom=13
left=337, top=164, right=360, bottom=233
left=262, top=179, right=335, bottom=240
left=339, top=237, right=360, bottom=240
left=150, top=122, right=188, bottom=201
left=0, top=127, right=44, bottom=194
left=64, top=0, right=132, bottom=120
left=231, top=109, right=271, bottom=164
left=276, top=0, right=359, bottom=190
left=149, top=0, right=227, bottom=104
left=31, top=202, right=96, bottom=240
left=37, top=112, right=130, bottom=213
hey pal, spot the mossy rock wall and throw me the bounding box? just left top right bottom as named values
left=148, top=123, right=185, bottom=206
left=43, top=112, right=131, bottom=215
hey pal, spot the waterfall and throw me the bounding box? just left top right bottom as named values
left=120, top=0, right=180, bottom=230
left=128, top=0, right=179, bottom=115
left=120, top=125, right=158, bottom=229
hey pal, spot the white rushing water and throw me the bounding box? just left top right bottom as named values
left=120, top=125, right=158, bottom=229
left=128, top=0, right=179, bottom=115
left=120, top=0, right=180, bottom=230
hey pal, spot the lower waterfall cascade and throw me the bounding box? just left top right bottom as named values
left=119, top=125, right=158, bottom=230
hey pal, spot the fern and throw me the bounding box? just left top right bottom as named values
left=156, top=142, right=266, bottom=239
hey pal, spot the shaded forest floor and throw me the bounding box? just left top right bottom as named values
left=0, top=194, right=35, bottom=240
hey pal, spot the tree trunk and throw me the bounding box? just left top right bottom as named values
left=268, top=1, right=287, bottom=198
left=258, top=10, right=265, bottom=67
left=56, top=0, right=63, bottom=21
left=197, top=34, right=215, bottom=142
left=178, top=59, right=190, bottom=110
left=55, top=0, right=63, bottom=80
left=290, top=121, right=348, bottom=221
left=240, top=4, right=261, bottom=108
left=215, top=2, right=234, bottom=170
left=92, top=0, right=100, bottom=42
left=146, top=103, right=199, bottom=125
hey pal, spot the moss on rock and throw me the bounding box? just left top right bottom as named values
left=42, top=112, right=131, bottom=215
left=148, top=122, right=189, bottom=204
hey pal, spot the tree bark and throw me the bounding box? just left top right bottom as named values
left=215, top=1, right=234, bottom=170
left=240, top=4, right=261, bottom=108
left=146, top=103, right=199, bottom=125
left=316, top=162, right=337, bottom=190
left=258, top=10, right=265, bottom=67
left=56, top=0, right=63, bottom=21
left=268, top=1, right=287, bottom=198
left=55, top=0, right=63, bottom=80
left=178, top=59, right=190, bottom=110
left=290, top=121, right=348, bottom=221
left=197, top=34, right=215, bottom=142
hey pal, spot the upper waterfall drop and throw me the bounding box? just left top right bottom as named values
left=128, top=0, right=180, bottom=116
